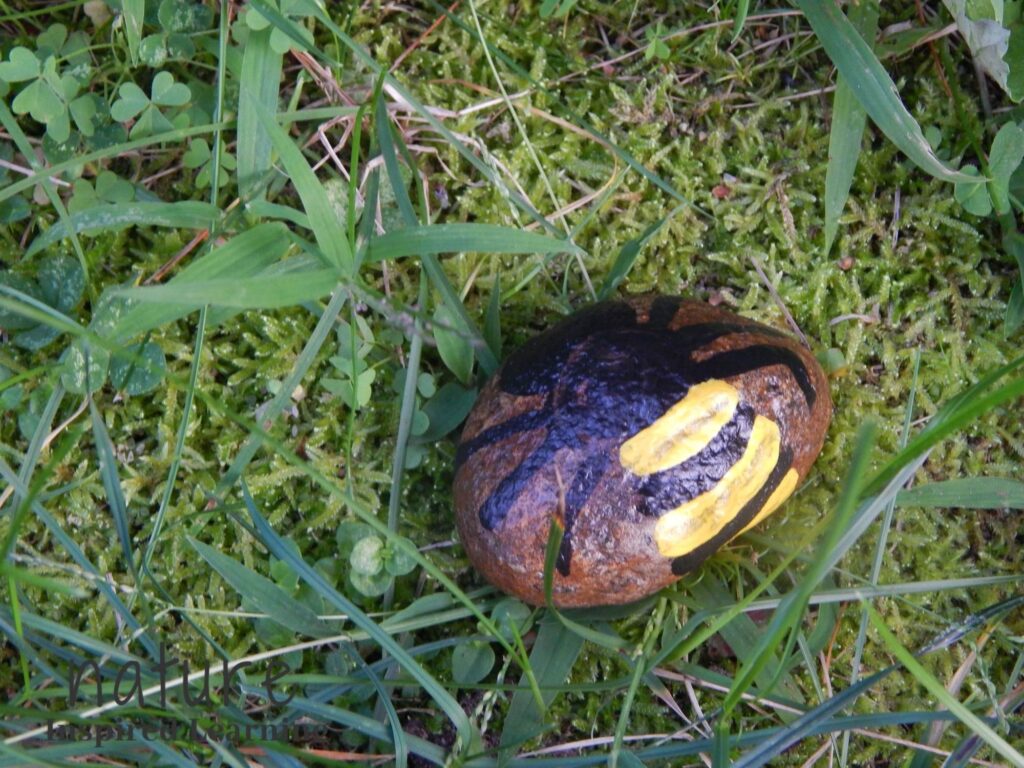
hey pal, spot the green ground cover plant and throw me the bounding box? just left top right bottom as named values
left=0, top=0, right=1023, bottom=765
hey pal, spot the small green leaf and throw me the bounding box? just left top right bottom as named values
left=109, top=342, right=167, bottom=395
left=46, top=109, right=71, bottom=145
left=183, top=138, right=210, bottom=168
left=69, top=94, right=96, bottom=136
left=817, top=347, right=848, bottom=376
left=1007, top=279, right=1024, bottom=336
left=433, top=305, right=474, bottom=386
left=336, top=520, right=375, bottom=557
left=943, top=0, right=1024, bottom=101
left=130, top=104, right=174, bottom=138
left=61, top=341, right=110, bottom=393
left=384, top=538, right=418, bottom=576
left=36, top=254, right=85, bottom=313
left=14, top=78, right=64, bottom=124
left=988, top=121, right=1024, bottom=213
left=417, top=371, right=436, bottom=398
left=150, top=71, right=191, bottom=106
left=0, top=48, right=40, bottom=82
left=409, top=408, right=429, bottom=437
left=244, top=6, right=272, bottom=31
left=38, top=24, right=68, bottom=55
left=165, top=32, right=196, bottom=59
left=93, top=171, right=134, bottom=204
left=452, top=641, right=495, bottom=685
left=0, top=272, right=43, bottom=330
left=418, top=382, right=476, bottom=442
left=0, top=195, right=31, bottom=224
left=110, top=82, right=150, bottom=122
left=349, top=568, right=392, bottom=597
left=490, top=598, right=532, bottom=642
left=350, top=536, right=384, bottom=576
left=355, top=367, right=375, bottom=407
left=159, top=0, right=213, bottom=32
left=139, top=35, right=169, bottom=67
left=954, top=165, right=993, bottom=216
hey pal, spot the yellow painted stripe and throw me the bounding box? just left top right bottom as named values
left=620, top=380, right=739, bottom=476
left=738, top=468, right=799, bottom=535
left=653, top=415, right=780, bottom=557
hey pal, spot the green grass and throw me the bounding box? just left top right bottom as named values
left=1, top=1, right=1023, bottom=766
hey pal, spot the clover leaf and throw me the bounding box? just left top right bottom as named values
left=336, top=521, right=419, bottom=599
left=69, top=170, right=135, bottom=213
left=0, top=47, right=40, bottom=82
left=0, top=25, right=93, bottom=143
left=109, top=342, right=167, bottom=396
left=0, top=255, right=85, bottom=351
left=111, top=72, right=192, bottom=139
left=243, top=0, right=316, bottom=54
left=183, top=138, right=236, bottom=189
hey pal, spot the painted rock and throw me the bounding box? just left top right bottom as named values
left=453, top=295, right=832, bottom=608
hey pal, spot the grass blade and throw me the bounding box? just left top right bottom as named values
left=865, top=356, right=1024, bottom=495
left=251, top=97, right=353, bottom=274
left=735, top=596, right=1024, bottom=767
left=122, top=0, right=144, bottom=64
left=117, top=268, right=338, bottom=309
left=723, top=422, right=877, bottom=716
left=88, top=399, right=137, bottom=581
left=218, top=285, right=347, bottom=491
left=366, top=223, right=582, bottom=262
left=542, top=519, right=628, bottom=651
left=795, top=0, right=975, bottom=183
left=26, top=202, right=219, bottom=258
left=896, top=477, right=1024, bottom=509
left=868, top=604, right=1024, bottom=767
left=237, top=27, right=282, bottom=201
left=240, top=485, right=478, bottom=753
left=732, top=0, right=751, bottom=39
left=823, top=0, right=879, bottom=254
left=499, top=610, right=586, bottom=755
left=597, top=205, right=685, bottom=300
left=108, top=222, right=291, bottom=341
left=187, top=537, right=334, bottom=638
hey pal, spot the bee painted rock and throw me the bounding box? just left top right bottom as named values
left=453, top=295, right=832, bottom=608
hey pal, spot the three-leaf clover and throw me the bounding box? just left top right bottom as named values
left=140, top=0, right=214, bottom=66
left=60, top=291, right=167, bottom=395
left=323, top=317, right=378, bottom=410
left=644, top=22, right=671, bottom=62
left=243, top=0, right=317, bottom=54
left=0, top=24, right=95, bottom=143
left=183, top=138, right=236, bottom=189
left=68, top=170, right=135, bottom=213
left=110, top=71, right=192, bottom=139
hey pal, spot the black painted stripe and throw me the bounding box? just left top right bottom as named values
left=692, top=344, right=816, bottom=408
left=646, top=296, right=683, bottom=329
left=634, top=403, right=756, bottom=516
left=455, top=408, right=551, bottom=470
left=670, top=447, right=794, bottom=576
left=499, top=301, right=638, bottom=395
left=477, top=440, right=555, bottom=530
left=556, top=451, right=611, bottom=576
